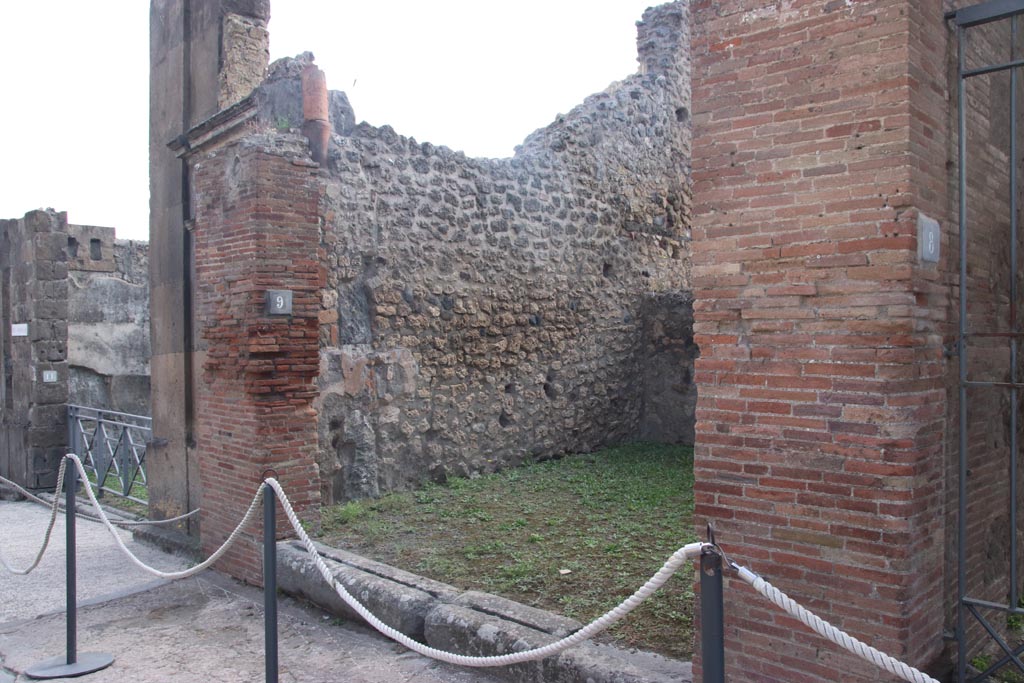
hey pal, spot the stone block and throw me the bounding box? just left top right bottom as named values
left=452, top=591, right=580, bottom=638
left=280, top=541, right=692, bottom=683
left=278, top=541, right=448, bottom=639
left=424, top=603, right=690, bottom=683
left=32, top=298, right=68, bottom=321
left=30, top=381, right=68, bottom=409
left=33, top=260, right=68, bottom=282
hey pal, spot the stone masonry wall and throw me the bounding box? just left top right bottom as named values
left=0, top=210, right=69, bottom=489
left=310, top=3, right=695, bottom=503
left=67, top=224, right=151, bottom=415
left=640, top=291, right=697, bottom=444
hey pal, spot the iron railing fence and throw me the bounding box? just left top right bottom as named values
left=952, top=1, right=1024, bottom=680
left=66, top=404, right=151, bottom=505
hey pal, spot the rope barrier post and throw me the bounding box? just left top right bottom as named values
left=66, top=460, right=78, bottom=664
left=701, top=525, right=725, bottom=683
left=263, top=474, right=279, bottom=683
left=25, top=456, right=114, bottom=680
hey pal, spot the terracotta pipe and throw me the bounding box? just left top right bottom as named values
left=301, top=64, right=330, bottom=166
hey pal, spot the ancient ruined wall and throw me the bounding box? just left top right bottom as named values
left=159, top=0, right=693, bottom=580
left=191, top=134, right=323, bottom=583
left=309, top=3, right=693, bottom=502
left=0, top=210, right=69, bottom=489
left=66, top=225, right=151, bottom=415
left=0, top=213, right=150, bottom=488
left=690, top=0, right=951, bottom=680
left=639, top=291, right=697, bottom=444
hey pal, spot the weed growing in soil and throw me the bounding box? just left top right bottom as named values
left=317, top=442, right=697, bottom=659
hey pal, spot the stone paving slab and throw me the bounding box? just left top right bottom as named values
left=0, top=572, right=505, bottom=683
left=0, top=499, right=191, bottom=623
left=1, top=498, right=692, bottom=683
left=0, top=499, right=503, bottom=683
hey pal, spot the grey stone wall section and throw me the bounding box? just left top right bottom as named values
left=0, top=210, right=70, bottom=489
left=312, top=1, right=694, bottom=501
left=639, top=292, right=697, bottom=444
left=254, top=52, right=357, bottom=137
left=66, top=224, right=151, bottom=415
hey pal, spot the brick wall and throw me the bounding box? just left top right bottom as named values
left=690, top=0, right=951, bottom=680
left=192, top=137, right=323, bottom=583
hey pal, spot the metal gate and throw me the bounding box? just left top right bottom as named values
left=67, top=404, right=151, bottom=505
left=953, top=1, right=1024, bottom=680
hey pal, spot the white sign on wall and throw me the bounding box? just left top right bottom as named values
left=917, top=213, right=940, bottom=264
left=11, top=323, right=28, bottom=337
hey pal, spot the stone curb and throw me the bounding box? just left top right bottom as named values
left=278, top=540, right=692, bottom=683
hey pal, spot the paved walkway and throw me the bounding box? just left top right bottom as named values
left=0, top=499, right=503, bottom=683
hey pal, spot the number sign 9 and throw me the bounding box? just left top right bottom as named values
left=265, top=290, right=293, bottom=316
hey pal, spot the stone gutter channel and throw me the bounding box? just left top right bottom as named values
left=277, top=540, right=693, bottom=683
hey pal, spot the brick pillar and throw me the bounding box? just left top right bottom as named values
left=192, top=140, right=323, bottom=583
left=690, top=1, right=950, bottom=680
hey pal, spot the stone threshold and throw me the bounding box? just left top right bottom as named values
left=277, top=540, right=692, bottom=683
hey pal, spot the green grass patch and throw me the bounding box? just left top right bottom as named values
left=84, top=470, right=149, bottom=517
left=972, top=654, right=1024, bottom=682
left=317, top=442, right=697, bottom=659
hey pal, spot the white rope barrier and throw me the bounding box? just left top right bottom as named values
left=0, top=453, right=946, bottom=681
left=82, top=508, right=200, bottom=527
left=3, top=455, right=707, bottom=666
left=0, top=458, right=67, bottom=575
left=734, top=565, right=939, bottom=683
left=0, top=470, right=199, bottom=527
left=265, top=476, right=705, bottom=667
left=64, top=455, right=266, bottom=580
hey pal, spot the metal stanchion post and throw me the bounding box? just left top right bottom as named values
left=264, top=483, right=279, bottom=683
left=26, top=457, right=114, bottom=679
left=66, top=461, right=77, bottom=664
left=701, top=528, right=725, bottom=683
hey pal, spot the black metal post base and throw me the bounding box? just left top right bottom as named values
left=24, top=652, right=114, bottom=679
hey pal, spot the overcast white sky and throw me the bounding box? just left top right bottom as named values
left=0, top=1, right=655, bottom=241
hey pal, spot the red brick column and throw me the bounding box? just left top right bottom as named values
left=193, top=141, right=324, bottom=583
left=690, top=1, right=950, bottom=680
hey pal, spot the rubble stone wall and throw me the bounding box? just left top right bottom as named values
left=312, top=3, right=695, bottom=502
